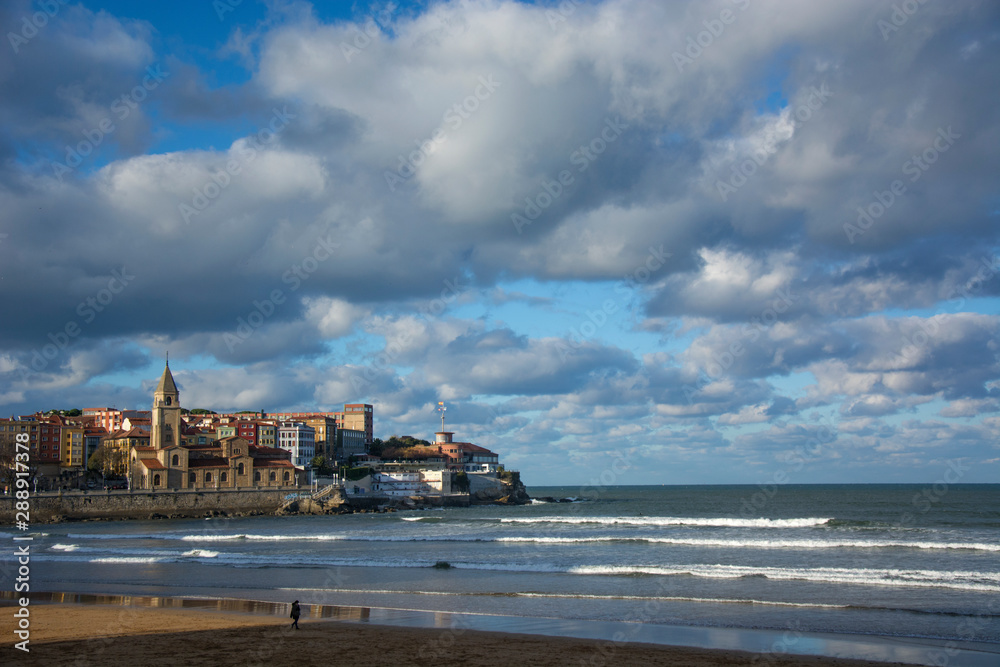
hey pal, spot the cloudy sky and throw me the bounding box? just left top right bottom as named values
left=1, top=0, right=998, bottom=485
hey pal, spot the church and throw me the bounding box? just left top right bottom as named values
left=129, top=362, right=301, bottom=490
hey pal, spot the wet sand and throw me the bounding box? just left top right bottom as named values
left=1, top=603, right=916, bottom=666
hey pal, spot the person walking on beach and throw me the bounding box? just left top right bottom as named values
left=290, top=600, right=301, bottom=629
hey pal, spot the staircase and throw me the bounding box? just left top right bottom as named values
left=276, top=483, right=340, bottom=513
left=311, top=483, right=340, bottom=501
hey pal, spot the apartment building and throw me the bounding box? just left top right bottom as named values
left=277, top=421, right=316, bottom=469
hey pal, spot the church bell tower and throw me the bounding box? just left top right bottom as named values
left=152, top=359, right=182, bottom=450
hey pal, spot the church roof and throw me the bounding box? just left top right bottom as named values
left=156, top=362, right=179, bottom=395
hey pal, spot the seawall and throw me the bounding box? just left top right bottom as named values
left=0, top=488, right=477, bottom=523
left=0, top=488, right=294, bottom=523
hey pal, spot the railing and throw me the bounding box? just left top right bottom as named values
left=311, top=483, right=339, bottom=501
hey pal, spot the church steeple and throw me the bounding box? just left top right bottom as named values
left=155, top=360, right=179, bottom=400
left=152, top=358, right=181, bottom=449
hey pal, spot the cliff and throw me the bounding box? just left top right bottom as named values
left=470, top=470, right=530, bottom=505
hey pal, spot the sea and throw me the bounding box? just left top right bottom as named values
left=15, top=484, right=1000, bottom=660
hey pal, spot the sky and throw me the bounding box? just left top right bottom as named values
left=1, top=0, right=998, bottom=486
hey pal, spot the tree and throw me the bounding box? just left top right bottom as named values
left=87, top=444, right=125, bottom=478
left=43, top=408, right=81, bottom=416
left=382, top=435, right=431, bottom=450
left=345, top=466, right=373, bottom=481
left=310, top=456, right=334, bottom=476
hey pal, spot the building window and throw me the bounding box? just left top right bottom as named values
left=269, top=471, right=276, bottom=482
left=172, top=454, right=179, bottom=466
left=153, top=474, right=160, bottom=486
left=189, top=472, right=195, bottom=484
left=238, top=463, right=245, bottom=475
left=205, top=472, right=213, bottom=483
left=165, top=397, right=172, bottom=405
left=220, top=472, right=228, bottom=483
left=283, top=471, right=290, bottom=482
left=254, top=471, right=261, bottom=482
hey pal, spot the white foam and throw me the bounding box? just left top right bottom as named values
left=67, top=532, right=168, bottom=540
left=90, top=557, right=170, bottom=564
left=182, top=549, right=219, bottom=558
left=178, top=533, right=346, bottom=542
left=499, top=516, right=832, bottom=528
left=50, top=543, right=79, bottom=551
left=566, top=564, right=1000, bottom=592
left=497, top=536, right=1000, bottom=552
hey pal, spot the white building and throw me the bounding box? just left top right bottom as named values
left=277, top=421, right=316, bottom=469
left=370, top=465, right=452, bottom=496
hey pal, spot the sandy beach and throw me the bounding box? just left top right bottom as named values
left=0, top=603, right=914, bottom=666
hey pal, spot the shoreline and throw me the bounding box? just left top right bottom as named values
left=0, top=602, right=903, bottom=667
left=4, top=592, right=998, bottom=666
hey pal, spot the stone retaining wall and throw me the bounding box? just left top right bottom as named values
left=0, top=488, right=294, bottom=523
left=0, top=488, right=474, bottom=523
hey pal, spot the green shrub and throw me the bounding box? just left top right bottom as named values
left=345, top=466, right=373, bottom=481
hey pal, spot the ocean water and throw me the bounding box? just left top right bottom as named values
left=19, top=484, right=1000, bottom=649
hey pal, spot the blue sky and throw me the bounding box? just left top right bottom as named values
left=1, top=0, right=998, bottom=486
